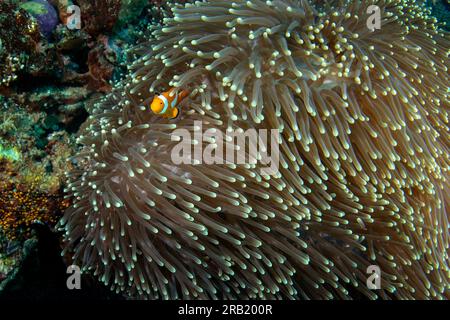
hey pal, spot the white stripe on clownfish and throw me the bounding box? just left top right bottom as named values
left=171, top=93, right=179, bottom=108
left=158, top=94, right=169, bottom=114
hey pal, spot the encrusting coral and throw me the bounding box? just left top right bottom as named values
left=0, top=181, right=69, bottom=241
left=60, top=0, right=449, bottom=299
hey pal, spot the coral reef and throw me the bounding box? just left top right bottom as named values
left=0, top=97, right=75, bottom=285
left=60, top=0, right=449, bottom=300
left=0, top=98, right=74, bottom=239
left=0, top=0, right=129, bottom=101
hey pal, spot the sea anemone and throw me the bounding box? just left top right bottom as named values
left=60, top=0, right=449, bottom=299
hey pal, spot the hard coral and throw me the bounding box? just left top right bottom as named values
left=61, top=0, right=449, bottom=300
left=0, top=99, right=76, bottom=194
left=0, top=1, right=41, bottom=87
left=0, top=231, right=22, bottom=283
left=115, top=0, right=149, bottom=30
left=85, top=37, right=116, bottom=92
left=0, top=1, right=63, bottom=92
left=76, top=0, right=122, bottom=37
left=0, top=181, right=69, bottom=241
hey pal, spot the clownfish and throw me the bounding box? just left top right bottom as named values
left=150, top=88, right=189, bottom=119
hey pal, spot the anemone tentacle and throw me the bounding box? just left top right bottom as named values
left=60, top=0, right=449, bottom=299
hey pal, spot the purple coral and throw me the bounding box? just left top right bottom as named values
left=20, top=0, right=59, bottom=38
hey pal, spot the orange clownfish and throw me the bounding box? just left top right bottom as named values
left=150, top=88, right=189, bottom=119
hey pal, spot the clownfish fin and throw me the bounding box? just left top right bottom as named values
left=171, top=107, right=180, bottom=119
left=179, top=90, right=189, bottom=100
